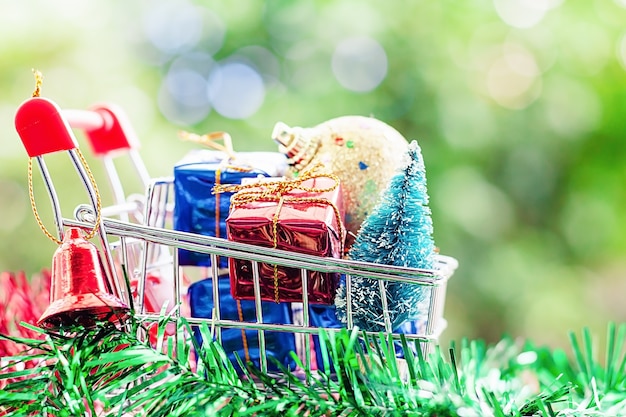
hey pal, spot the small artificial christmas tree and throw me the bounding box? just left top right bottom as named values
left=335, top=140, right=436, bottom=331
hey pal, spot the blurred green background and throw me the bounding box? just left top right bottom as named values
left=1, top=0, right=626, bottom=349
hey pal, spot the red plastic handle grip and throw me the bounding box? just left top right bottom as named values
left=80, top=104, right=139, bottom=157
left=63, top=109, right=107, bottom=132
left=14, top=97, right=78, bottom=157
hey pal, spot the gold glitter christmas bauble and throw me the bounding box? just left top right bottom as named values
left=272, top=115, right=409, bottom=249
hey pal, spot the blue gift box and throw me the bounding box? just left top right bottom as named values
left=189, top=276, right=350, bottom=374
left=308, top=304, right=424, bottom=364
left=308, top=304, right=343, bottom=372
left=188, top=276, right=298, bottom=374
left=173, top=150, right=287, bottom=267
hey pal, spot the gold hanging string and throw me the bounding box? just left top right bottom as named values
left=215, top=164, right=339, bottom=209
left=236, top=300, right=251, bottom=364
left=215, top=167, right=251, bottom=362
left=214, top=164, right=345, bottom=303
left=179, top=130, right=237, bottom=161
left=32, top=69, right=43, bottom=98
left=28, top=151, right=103, bottom=244
left=271, top=197, right=285, bottom=303
left=28, top=70, right=102, bottom=244
left=215, top=168, right=222, bottom=240
left=180, top=129, right=261, bottom=175
left=219, top=163, right=253, bottom=174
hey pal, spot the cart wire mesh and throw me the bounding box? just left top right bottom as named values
left=15, top=96, right=458, bottom=376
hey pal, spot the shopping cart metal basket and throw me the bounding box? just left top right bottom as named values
left=14, top=95, right=458, bottom=374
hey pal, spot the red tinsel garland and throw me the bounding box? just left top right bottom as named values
left=0, top=270, right=50, bottom=352
left=0, top=270, right=51, bottom=392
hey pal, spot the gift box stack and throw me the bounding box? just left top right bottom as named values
left=174, top=144, right=346, bottom=372
left=174, top=116, right=443, bottom=372
left=174, top=149, right=288, bottom=267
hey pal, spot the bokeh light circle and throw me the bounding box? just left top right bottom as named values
left=559, top=23, right=611, bottom=76
left=207, top=62, right=266, bottom=119
left=231, top=45, right=281, bottom=85
left=158, top=66, right=212, bottom=125
left=435, top=167, right=514, bottom=241
left=493, top=0, right=553, bottom=29
left=486, top=45, right=542, bottom=109
left=437, top=86, right=497, bottom=149
left=542, top=76, right=602, bottom=138
left=332, top=36, right=388, bottom=92
left=142, top=1, right=203, bottom=55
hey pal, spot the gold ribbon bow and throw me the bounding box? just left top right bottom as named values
left=214, top=165, right=345, bottom=303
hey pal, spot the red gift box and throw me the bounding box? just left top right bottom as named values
left=220, top=172, right=345, bottom=305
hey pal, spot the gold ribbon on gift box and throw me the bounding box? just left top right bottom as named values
left=213, top=165, right=345, bottom=303
left=180, top=130, right=255, bottom=363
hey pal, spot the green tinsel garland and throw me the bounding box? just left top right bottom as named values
left=1, top=316, right=625, bottom=416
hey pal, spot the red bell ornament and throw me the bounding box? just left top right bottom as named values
left=38, top=227, right=129, bottom=328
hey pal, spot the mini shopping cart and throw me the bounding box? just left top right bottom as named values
left=14, top=95, right=458, bottom=374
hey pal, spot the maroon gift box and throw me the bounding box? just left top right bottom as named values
left=225, top=175, right=345, bottom=305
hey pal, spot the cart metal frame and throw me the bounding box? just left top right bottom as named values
left=15, top=96, right=458, bottom=374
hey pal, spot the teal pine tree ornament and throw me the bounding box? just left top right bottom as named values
left=335, top=140, right=436, bottom=332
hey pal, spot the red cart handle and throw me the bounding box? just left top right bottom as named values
left=66, top=103, right=140, bottom=157
left=15, top=97, right=78, bottom=157
left=15, top=97, right=139, bottom=158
